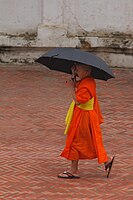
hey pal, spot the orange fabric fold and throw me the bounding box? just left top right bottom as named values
left=60, top=77, right=108, bottom=164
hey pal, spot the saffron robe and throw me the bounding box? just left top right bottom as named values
left=61, top=77, right=108, bottom=164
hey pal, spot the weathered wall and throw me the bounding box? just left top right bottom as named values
left=38, top=0, right=133, bottom=47
left=0, top=0, right=133, bottom=67
left=0, top=0, right=42, bottom=34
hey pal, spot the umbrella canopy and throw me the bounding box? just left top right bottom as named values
left=36, top=47, right=115, bottom=81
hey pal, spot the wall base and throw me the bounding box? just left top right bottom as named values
left=0, top=46, right=133, bottom=69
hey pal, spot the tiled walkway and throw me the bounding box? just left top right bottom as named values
left=0, top=64, right=133, bottom=200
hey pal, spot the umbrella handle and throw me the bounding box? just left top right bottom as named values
left=71, top=76, right=76, bottom=83
left=71, top=65, right=77, bottom=83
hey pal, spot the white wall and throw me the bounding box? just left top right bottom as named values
left=0, top=0, right=42, bottom=34
left=64, top=0, right=133, bottom=36
left=38, top=0, right=133, bottom=48
left=0, top=0, right=133, bottom=67
left=0, top=0, right=133, bottom=46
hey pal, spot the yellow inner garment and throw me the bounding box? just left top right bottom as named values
left=64, top=97, right=94, bottom=135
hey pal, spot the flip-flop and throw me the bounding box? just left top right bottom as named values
left=58, top=171, right=80, bottom=179
left=105, top=156, right=115, bottom=178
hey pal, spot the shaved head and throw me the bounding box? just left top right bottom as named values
left=75, top=63, right=92, bottom=73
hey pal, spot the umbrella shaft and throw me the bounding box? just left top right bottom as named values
left=71, top=76, right=76, bottom=83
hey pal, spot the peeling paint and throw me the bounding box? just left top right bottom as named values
left=67, top=29, right=133, bottom=50
left=0, top=46, right=12, bottom=53
left=101, top=37, right=133, bottom=49
left=0, top=32, right=37, bottom=41
left=67, top=29, right=133, bottom=38
left=78, top=37, right=91, bottom=48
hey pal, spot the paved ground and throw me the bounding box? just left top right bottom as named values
left=0, top=64, right=133, bottom=200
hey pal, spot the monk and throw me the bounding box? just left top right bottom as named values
left=58, top=63, right=115, bottom=179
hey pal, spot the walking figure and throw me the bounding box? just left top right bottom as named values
left=58, top=63, right=115, bottom=179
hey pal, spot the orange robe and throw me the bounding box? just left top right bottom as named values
left=61, top=77, right=108, bottom=164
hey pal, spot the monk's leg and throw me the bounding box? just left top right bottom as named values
left=104, top=156, right=113, bottom=166
left=70, top=160, right=79, bottom=174
left=58, top=160, right=79, bottom=178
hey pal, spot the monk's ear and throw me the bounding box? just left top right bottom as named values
left=86, top=70, right=91, bottom=76
left=88, top=66, right=92, bottom=75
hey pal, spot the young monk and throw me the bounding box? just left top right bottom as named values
left=58, top=63, right=115, bottom=179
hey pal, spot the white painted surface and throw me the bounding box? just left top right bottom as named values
left=0, top=0, right=42, bottom=34
left=0, top=0, right=133, bottom=67
left=64, top=0, right=133, bottom=35
left=42, top=0, right=64, bottom=25
left=0, top=0, right=133, bottom=45
left=38, top=0, right=133, bottom=48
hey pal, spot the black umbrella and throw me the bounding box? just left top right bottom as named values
left=36, top=47, right=115, bottom=81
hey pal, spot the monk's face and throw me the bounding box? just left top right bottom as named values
left=75, top=65, right=91, bottom=79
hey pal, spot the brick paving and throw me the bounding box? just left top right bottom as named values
left=0, top=64, right=132, bottom=200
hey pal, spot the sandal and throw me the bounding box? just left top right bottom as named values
left=58, top=171, right=80, bottom=179
left=105, top=156, right=115, bottom=178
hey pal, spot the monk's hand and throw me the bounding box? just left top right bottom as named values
left=66, top=80, right=79, bottom=105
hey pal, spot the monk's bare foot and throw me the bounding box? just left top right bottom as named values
left=104, top=157, right=112, bottom=168
left=58, top=171, right=80, bottom=179
left=67, top=168, right=79, bottom=175
left=104, top=156, right=115, bottom=178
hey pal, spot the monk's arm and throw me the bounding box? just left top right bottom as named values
left=67, top=80, right=80, bottom=105
left=70, top=87, right=80, bottom=105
